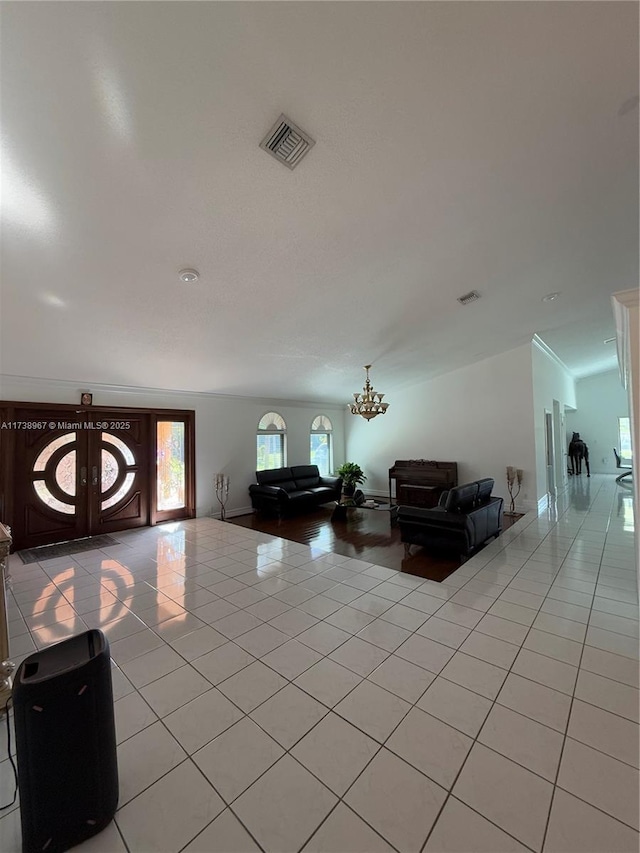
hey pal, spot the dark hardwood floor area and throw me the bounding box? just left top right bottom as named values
left=227, top=504, right=509, bottom=583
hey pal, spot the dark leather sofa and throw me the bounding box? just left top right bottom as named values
left=249, top=465, right=342, bottom=515
left=398, top=478, right=503, bottom=558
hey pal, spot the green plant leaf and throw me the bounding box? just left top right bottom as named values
left=336, top=462, right=366, bottom=486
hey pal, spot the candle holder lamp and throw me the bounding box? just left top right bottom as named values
left=215, top=474, right=230, bottom=520
left=505, top=466, right=523, bottom=515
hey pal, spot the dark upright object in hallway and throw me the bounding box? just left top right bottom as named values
left=568, top=432, right=590, bottom=476
left=13, top=629, right=118, bottom=853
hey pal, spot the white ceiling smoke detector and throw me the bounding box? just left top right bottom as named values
left=457, top=290, right=481, bottom=306
left=179, top=269, right=199, bottom=283
left=259, top=114, right=315, bottom=170
left=542, top=292, right=560, bottom=302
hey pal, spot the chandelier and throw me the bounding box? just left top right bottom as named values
left=349, top=364, right=389, bottom=421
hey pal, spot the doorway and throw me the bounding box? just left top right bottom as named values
left=553, top=400, right=566, bottom=491
left=545, top=410, right=556, bottom=496
left=0, top=403, right=195, bottom=551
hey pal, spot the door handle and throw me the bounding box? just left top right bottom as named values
left=80, top=466, right=87, bottom=486
left=92, top=466, right=98, bottom=486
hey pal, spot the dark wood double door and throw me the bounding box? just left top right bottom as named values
left=5, top=408, right=151, bottom=551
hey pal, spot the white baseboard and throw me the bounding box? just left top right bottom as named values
left=366, top=489, right=390, bottom=500
left=220, top=505, right=254, bottom=520
left=225, top=505, right=253, bottom=518
left=199, top=505, right=253, bottom=520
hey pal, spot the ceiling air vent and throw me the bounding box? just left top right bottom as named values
left=457, top=290, right=481, bottom=306
left=259, top=114, right=315, bottom=170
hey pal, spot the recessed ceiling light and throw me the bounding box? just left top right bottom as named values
left=179, top=268, right=199, bottom=283
left=542, top=292, right=560, bottom=302
left=604, top=337, right=616, bottom=344
left=41, top=292, right=65, bottom=307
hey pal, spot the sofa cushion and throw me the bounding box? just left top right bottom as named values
left=307, top=486, right=336, bottom=498
left=475, top=478, right=494, bottom=504
left=282, top=489, right=315, bottom=501
left=278, top=480, right=300, bottom=493
left=291, top=465, right=320, bottom=480
left=444, top=482, right=479, bottom=513
left=296, top=476, right=321, bottom=489
left=397, top=505, right=445, bottom=522
left=256, top=467, right=293, bottom=486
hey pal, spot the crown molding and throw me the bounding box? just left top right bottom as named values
left=531, top=335, right=573, bottom=377
left=0, top=373, right=346, bottom=411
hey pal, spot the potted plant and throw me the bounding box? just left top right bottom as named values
left=336, top=462, right=366, bottom=498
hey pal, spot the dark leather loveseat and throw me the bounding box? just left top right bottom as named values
left=398, top=477, right=503, bottom=559
left=249, top=465, right=342, bottom=515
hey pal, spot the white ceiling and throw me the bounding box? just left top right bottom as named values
left=1, top=2, right=637, bottom=404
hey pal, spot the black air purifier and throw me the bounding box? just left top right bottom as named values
left=13, top=629, right=119, bottom=853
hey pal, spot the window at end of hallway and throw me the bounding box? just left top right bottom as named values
left=618, top=416, right=632, bottom=465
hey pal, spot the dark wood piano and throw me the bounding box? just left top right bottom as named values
left=388, top=459, right=458, bottom=509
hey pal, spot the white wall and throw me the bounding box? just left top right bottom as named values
left=345, top=344, right=538, bottom=511
left=531, top=338, right=577, bottom=504
left=565, top=370, right=630, bottom=474
left=0, top=375, right=346, bottom=517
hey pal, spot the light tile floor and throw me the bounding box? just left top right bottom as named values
left=1, top=475, right=638, bottom=852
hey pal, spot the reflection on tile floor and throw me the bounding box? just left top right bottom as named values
left=1, top=475, right=638, bottom=852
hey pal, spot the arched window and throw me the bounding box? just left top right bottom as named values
left=310, top=414, right=333, bottom=476
left=257, top=412, right=287, bottom=471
